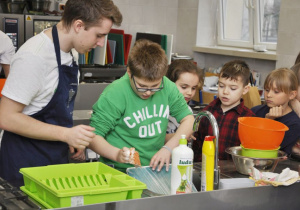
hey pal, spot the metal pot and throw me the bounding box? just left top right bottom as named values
left=26, top=0, right=51, bottom=12
left=0, top=1, right=9, bottom=13
left=1, top=0, right=27, bottom=14
left=8, top=1, right=26, bottom=13
left=225, top=146, right=287, bottom=175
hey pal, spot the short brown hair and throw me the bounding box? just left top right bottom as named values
left=291, top=63, right=300, bottom=83
left=166, top=59, right=204, bottom=89
left=62, top=0, right=122, bottom=30
left=127, top=39, right=168, bottom=81
left=264, top=68, right=298, bottom=94
left=220, top=60, right=250, bottom=86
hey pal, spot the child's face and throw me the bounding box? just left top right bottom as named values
left=264, top=83, right=293, bottom=108
left=218, top=76, right=249, bottom=110
left=175, top=72, right=200, bottom=102
left=130, top=75, right=163, bottom=100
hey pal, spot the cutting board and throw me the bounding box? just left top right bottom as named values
left=108, top=33, right=124, bottom=65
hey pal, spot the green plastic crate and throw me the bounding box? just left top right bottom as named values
left=20, top=162, right=147, bottom=209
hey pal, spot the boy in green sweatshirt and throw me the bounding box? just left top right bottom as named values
left=89, top=39, right=194, bottom=172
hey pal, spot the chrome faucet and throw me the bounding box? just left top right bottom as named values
left=193, top=111, right=220, bottom=190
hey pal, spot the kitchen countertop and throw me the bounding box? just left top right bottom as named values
left=197, top=158, right=300, bottom=178
left=56, top=159, right=300, bottom=210
left=192, top=159, right=299, bottom=191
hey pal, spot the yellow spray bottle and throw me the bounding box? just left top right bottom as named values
left=201, top=135, right=215, bottom=191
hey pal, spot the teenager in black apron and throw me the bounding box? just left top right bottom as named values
left=0, top=25, right=78, bottom=188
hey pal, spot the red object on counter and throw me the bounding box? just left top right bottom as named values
left=0, top=79, right=6, bottom=97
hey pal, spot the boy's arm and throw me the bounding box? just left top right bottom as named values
left=166, top=114, right=194, bottom=148
left=150, top=114, right=194, bottom=171
left=0, top=96, right=95, bottom=150
left=165, top=133, right=174, bottom=143
left=88, top=135, right=129, bottom=163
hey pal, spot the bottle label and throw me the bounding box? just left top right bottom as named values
left=175, top=158, right=193, bottom=194
left=201, top=152, right=214, bottom=191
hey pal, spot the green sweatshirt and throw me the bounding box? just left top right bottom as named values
left=90, top=73, right=192, bottom=172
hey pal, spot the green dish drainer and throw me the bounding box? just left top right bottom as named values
left=20, top=162, right=147, bottom=209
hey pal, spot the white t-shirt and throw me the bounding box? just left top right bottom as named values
left=2, top=30, right=78, bottom=115
left=0, top=30, right=15, bottom=72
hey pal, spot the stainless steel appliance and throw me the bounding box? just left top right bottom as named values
left=0, top=13, right=24, bottom=51
left=0, top=13, right=61, bottom=51
left=24, top=14, right=60, bottom=40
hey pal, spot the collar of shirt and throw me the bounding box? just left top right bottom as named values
left=209, top=98, right=245, bottom=115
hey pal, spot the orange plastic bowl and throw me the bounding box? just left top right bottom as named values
left=238, top=117, right=289, bottom=150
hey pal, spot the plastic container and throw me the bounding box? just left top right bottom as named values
left=171, top=135, right=194, bottom=194
left=241, top=144, right=279, bottom=158
left=238, top=117, right=288, bottom=150
left=201, top=136, right=215, bottom=191
left=127, top=165, right=198, bottom=195
left=20, top=162, right=147, bottom=209
left=219, top=178, right=255, bottom=190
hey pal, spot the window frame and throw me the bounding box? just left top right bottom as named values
left=253, top=0, right=277, bottom=50
left=217, top=0, right=278, bottom=51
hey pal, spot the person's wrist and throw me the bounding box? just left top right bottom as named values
left=162, top=145, right=172, bottom=153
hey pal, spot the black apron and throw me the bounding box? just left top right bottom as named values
left=0, top=25, right=78, bottom=188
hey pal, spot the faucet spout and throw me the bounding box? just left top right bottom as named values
left=193, top=111, right=220, bottom=190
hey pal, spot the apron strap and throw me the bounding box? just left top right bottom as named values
left=52, top=24, right=61, bottom=66
left=70, top=50, right=76, bottom=67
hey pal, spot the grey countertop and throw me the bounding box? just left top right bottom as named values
left=56, top=159, right=300, bottom=210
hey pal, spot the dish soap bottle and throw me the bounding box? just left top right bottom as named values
left=171, top=134, right=194, bottom=194
left=201, top=135, right=215, bottom=191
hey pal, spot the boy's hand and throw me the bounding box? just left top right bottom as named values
left=64, top=125, right=95, bottom=150
left=117, top=147, right=131, bottom=163
left=69, top=147, right=86, bottom=161
left=266, top=105, right=283, bottom=119
left=189, top=135, right=196, bottom=141
left=150, top=148, right=171, bottom=172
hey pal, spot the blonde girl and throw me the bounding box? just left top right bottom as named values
left=251, top=68, right=300, bottom=155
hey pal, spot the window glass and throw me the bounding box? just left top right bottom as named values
left=217, top=0, right=281, bottom=50
left=259, top=0, right=280, bottom=43
left=222, top=0, right=249, bottom=41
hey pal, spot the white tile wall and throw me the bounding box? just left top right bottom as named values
left=191, top=0, right=277, bottom=85
left=276, top=0, right=300, bottom=68
left=46, top=0, right=299, bottom=85
left=112, top=0, right=179, bottom=51
left=175, top=0, right=199, bottom=56
left=113, top=0, right=279, bottom=86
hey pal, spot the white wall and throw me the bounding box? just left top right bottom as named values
left=190, top=0, right=276, bottom=87
left=111, top=0, right=179, bottom=52
left=46, top=0, right=300, bottom=86
left=175, top=0, right=199, bottom=56
left=276, top=0, right=300, bottom=68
